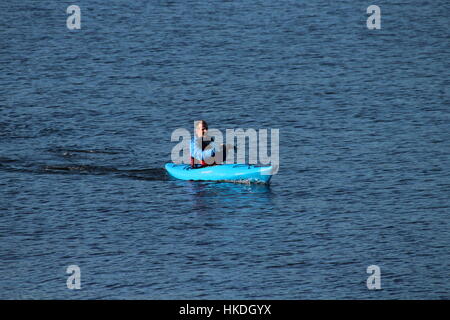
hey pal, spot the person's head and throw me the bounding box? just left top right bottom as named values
left=195, top=120, right=208, bottom=137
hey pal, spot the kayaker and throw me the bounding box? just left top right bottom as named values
left=190, top=120, right=226, bottom=168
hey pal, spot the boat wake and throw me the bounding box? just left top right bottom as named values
left=0, top=147, right=169, bottom=181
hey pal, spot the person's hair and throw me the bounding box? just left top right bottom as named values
left=195, top=120, right=208, bottom=129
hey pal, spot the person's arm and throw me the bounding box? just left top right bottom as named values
left=190, top=137, right=215, bottom=160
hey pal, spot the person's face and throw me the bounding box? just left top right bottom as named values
left=196, top=123, right=208, bottom=137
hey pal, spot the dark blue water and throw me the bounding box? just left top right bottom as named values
left=1, top=0, right=449, bottom=299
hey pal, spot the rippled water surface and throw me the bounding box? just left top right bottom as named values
left=1, top=0, right=449, bottom=299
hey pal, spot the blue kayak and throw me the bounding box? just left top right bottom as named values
left=165, top=163, right=274, bottom=184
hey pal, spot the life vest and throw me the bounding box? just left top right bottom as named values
left=190, top=137, right=213, bottom=168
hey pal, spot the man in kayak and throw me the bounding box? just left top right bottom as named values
left=190, top=120, right=227, bottom=168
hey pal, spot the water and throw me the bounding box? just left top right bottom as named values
left=1, top=0, right=449, bottom=299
